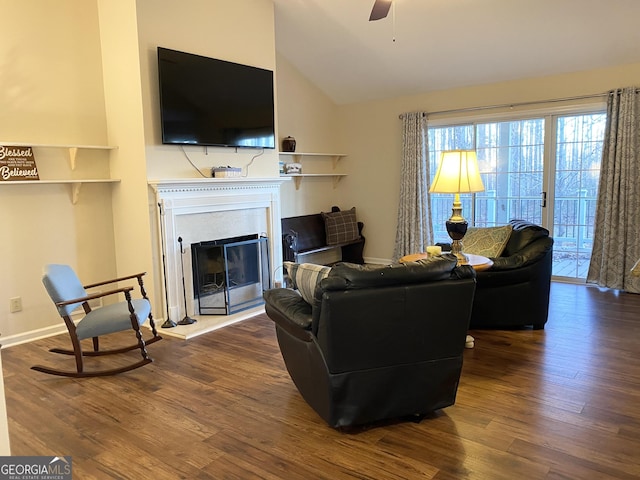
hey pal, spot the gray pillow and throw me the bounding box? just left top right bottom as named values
left=284, top=261, right=332, bottom=304
left=321, top=207, right=359, bottom=245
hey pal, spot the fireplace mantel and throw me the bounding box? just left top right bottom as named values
left=149, top=176, right=290, bottom=190
left=149, top=177, right=287, bottom=331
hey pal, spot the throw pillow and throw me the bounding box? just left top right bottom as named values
left=463, top=225, right=513, bottom=258
left=321, top=207, right=359, bottom=245
left=283, top=261, right=332, bottom=305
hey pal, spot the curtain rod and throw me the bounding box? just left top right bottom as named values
left=399, top=91, right=611, bottom=119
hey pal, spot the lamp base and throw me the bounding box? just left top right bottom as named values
left=451, top=240, right=469, bottom=264
left=446, top=219, right=468, bottom=265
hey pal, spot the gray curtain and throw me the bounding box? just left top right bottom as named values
left=586, top=86, right=640, bottom=293
left=393, top=112, right=432, bottom=261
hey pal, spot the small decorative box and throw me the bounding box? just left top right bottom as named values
left=284, top=163, right=302, bottom=174
left=212, top=167, right=242, bottom=178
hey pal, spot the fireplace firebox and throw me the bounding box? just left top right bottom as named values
left=191, top=235, right=270, bottom=315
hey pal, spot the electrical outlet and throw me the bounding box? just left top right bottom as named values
left=9, top=297, right=22, bottom=313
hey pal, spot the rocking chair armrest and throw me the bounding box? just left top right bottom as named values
left=55, top=286, right=135, bottom=307
left=83, top=272, right=147, bottom=289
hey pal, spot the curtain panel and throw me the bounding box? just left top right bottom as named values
left=393, top=112, right=432, bottom=262
left=587, top=86, right=640, bottom=293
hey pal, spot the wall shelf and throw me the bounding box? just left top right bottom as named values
left=280, top=173, right=347, bottom=190
left=279, top=152, right=346, bottom=169
left=279, top=152, right=347, bottom=189
left=0, top=142, right=119, bottom=203
left=0, top=179, right=121, bottom=204
left=0, top=142, right=117, bottom=170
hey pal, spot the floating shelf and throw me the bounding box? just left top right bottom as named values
left=279, top=152, right=347, bottom=189
left=0, top=142, right=117, bottom=170
left=0, top=179, right=121, bottom=204
left=0, top=142, right=119, bottom=203
left=279, top=152, right=346, bottom=170
left=280, top=173, right=347, bottom=190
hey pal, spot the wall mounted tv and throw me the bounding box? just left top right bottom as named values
left=157, top=47, right=275, bottom=149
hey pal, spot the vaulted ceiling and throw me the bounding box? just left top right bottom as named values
left=273, top=0, right=640, bottom=104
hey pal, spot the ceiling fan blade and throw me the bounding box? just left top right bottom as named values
left=369, top=0, right=392, bottom=21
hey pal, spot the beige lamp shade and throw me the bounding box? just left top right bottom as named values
left=429, top=150, right=485, bottom=194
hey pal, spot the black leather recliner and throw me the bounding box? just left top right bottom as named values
left=263, top=255, right=476, bottom=428
left=468, top=220, right=553, bottom=330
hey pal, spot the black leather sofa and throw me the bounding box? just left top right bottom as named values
left=263, top=255, right=476, bottom=428
left=466, top=220, right=553, bottom=330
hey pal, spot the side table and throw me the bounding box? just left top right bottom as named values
left=398, top=251, right=493, bottom=271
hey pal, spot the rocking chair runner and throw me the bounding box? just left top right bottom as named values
left=34, top=264, right=162, bottom=377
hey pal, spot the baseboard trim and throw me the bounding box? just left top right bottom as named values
left=364, top=256, right=392, bottom=265
left=1, top=324, right=67, bottom=349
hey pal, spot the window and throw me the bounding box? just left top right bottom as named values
left=427, top=108, right=606, bottom=281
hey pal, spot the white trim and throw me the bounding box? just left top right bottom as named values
left=363, top=256, right=392, bottom=265
left=427, top=98, right=607, bottom=127
left=0, top=324, right=68, bottom=348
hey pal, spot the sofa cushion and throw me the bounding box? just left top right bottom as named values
left=284, top=261, right=332, bottom=305
left=463, top=225, right=513, bottom=258
left=321, top=207, right=359, bottom=245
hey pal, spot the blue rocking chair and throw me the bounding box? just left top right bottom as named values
left=34, top=264, right=162, bottom=377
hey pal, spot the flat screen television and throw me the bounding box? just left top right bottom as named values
left=157, top=47, right=275, bottom=149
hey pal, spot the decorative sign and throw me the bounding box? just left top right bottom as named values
left=0, top=145, right=39, bottom=181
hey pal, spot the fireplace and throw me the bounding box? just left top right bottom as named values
left=191, top=234, right=270, bottom=315
left=149, top=178, right=286, bottom=325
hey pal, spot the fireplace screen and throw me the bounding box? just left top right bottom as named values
left=191, top=235, right=270, bottom=315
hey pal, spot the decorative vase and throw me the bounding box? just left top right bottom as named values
left=282, top=136, right=296, bottom=152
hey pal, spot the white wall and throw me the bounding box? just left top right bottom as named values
left=98, top=0, right=155, bottom=306
left=340, top=64, right=640, bottom=261
left=275, top=54, right=351, bottom=218
left=0, top=0, right=280, bottom=341
left=0, top=0, right=116, bottom=342
left=137, top=0, right=278, bottom=182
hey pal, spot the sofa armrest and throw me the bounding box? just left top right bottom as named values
left=263, top=288, right=313, bottom=341
left=491, top=237, right=553, bottom=270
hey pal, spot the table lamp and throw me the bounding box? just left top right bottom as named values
left=429, top=150, right=485, bottom=264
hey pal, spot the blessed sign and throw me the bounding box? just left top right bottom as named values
left=0, top=145, right=39, bottom=181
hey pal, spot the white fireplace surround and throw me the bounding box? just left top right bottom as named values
left=149, top=178, right=286, bottom=323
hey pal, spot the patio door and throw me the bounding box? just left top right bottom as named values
left=428, top=110, right=606, bottom=281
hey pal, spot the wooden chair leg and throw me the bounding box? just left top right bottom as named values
left=71, top=331, right=84, bottom=374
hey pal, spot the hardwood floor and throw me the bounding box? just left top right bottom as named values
left=2, top=282, right=640, bottom=479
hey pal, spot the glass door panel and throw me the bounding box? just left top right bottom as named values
left=475, top=119, right=545, bottom=227
left=551, top=113, right=606, bottom=279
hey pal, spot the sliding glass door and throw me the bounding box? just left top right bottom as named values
left=550, top=113, right=606, bottom=278
left=428, top=110, right=606, bottom=281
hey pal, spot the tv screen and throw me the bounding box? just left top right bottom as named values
left=157, top=47, right=275, bottom=149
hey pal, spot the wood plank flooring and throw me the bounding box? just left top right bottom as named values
left=2, top=282, right=640, bottom=479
